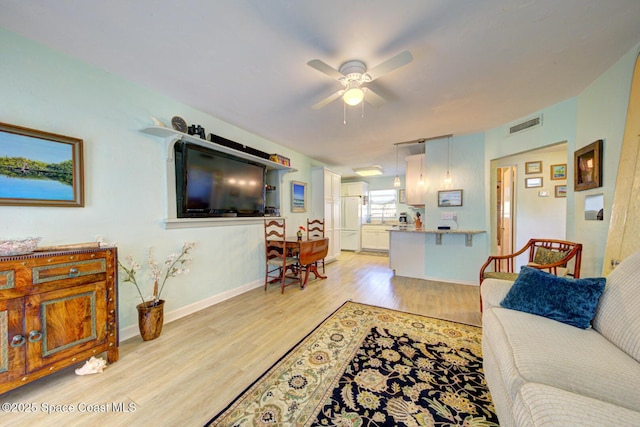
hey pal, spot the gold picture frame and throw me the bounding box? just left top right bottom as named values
left=291, top=181, right=307, bottom=212
left=550, top=163, right=567, bottom=180
left=574, top=140, right=603, bottom=191
left=0, top=122, right=84, bottom=207
left=525, top=160, right=542, bottom=174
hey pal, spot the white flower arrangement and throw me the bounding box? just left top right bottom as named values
left=98, top=237, right=195, bottom=306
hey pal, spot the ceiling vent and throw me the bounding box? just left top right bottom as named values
left=509, top=115, right=542, bottom=135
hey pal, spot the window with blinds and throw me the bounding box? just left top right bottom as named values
left=368, top=189, right=397, bottom=221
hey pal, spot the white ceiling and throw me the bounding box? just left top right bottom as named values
left=2, top=0, right=640, bottom=177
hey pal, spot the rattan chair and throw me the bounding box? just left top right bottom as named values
left=479, top=238, right=583, bottom=310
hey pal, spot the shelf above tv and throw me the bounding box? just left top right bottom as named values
left=140, top=125, right=295, bottom=227
left=140, top=126, right=295, bottom=172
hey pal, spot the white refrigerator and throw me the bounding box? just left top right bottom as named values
left=341, top=196, right=363, bottom=251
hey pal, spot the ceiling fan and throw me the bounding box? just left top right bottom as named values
left=307, top=50, right=413, bottom=110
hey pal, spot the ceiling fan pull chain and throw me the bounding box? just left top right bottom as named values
left=343, top=102, right=347, bottom=125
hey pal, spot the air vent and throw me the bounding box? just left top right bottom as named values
left=509, top=115, right=542, bottom=135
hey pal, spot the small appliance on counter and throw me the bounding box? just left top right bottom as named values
left=398, top=213, right=407, bottom=223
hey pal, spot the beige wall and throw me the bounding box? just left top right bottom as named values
left=604, top=52, right=640, bottom=275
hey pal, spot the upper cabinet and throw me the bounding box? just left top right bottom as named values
left=405, top=154, right=426, bottom=206
left=341, top=181, right=369, bottom=197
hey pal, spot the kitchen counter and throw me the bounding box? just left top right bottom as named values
left=389, top=227, right=487, bottom=284
left=390, top=227, right=485, bottom=246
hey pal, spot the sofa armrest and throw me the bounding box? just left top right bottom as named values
left=481, top=278, right=514, bottom=312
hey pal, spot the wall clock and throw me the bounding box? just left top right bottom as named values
left=171, top=116, right=187, bottom=133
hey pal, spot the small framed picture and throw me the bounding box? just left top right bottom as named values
left=291, top=181, right=307, bottom=212
left=574, top=139, right=603, bottom=191
left=555, top=184, right=567, bottom=198
left=438, top=189, right=463, bottom=207
left=525, top=161, right=542, bottom=174
left=525, top=177, right=543, bottom=188
left=550, top=164, right=567, bottom=180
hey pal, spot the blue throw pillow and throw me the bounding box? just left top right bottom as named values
left=500, top=266, right=606, bottom=329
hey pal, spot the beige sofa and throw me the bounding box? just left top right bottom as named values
left=481, top=249, right=640, bottom=426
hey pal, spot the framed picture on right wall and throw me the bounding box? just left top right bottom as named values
left=574, top=139, right=603, bottom=191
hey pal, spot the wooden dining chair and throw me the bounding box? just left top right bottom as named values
left=264, top=219, right=302, bottom=293
left=306, top=218, right=326, bottom=273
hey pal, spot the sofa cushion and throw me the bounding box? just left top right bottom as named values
left=513, top=383, right=640, bottom=427
left=500, top=266, right=605, bottom=329
left=593, top=248, right=640, bottom=363
left=483, top=306, right=640, bottom=413
left=533, top=246, right=568, bottom=265
left=483, top=271, right=519, bottom=282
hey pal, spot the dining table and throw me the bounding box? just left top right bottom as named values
left=283, top=236, right=329, bottom=287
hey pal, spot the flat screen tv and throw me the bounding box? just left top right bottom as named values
left=175, top=141, right=266, bottom=217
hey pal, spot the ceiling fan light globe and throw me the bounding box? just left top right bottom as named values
left=343, top=87, right=364, bottom=106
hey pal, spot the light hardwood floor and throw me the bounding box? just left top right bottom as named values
left=2, top=251, right=481, bottom=427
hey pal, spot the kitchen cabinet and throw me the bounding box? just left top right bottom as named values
left=405, top=154, right=426, bottom=206
left=361, top=224, right=392, bottom=251
left=0, top=247, right=118, bottom=394
left=341, top=181, right=369, bottom=197
left=312, top=167, right=341, bottom=262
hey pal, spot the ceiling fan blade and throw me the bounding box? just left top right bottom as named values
left=364, top=87, right=386, bottom=107
left=307, top=59, right=344, bottom=80
left=312, top=90, right=344, bottom=109
left=366, top=50, right=413, bottom=81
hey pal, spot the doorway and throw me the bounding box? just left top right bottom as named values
left=496, top=166, right=516, bottom=258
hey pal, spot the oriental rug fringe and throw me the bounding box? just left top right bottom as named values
left=206, top=301, right=498, bottom=426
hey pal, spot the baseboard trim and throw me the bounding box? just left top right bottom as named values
left=119, top=279, right=264, bottom=341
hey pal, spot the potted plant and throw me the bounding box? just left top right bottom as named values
left=118, top=242, right=195, bottom=341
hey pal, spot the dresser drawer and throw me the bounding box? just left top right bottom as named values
left=32, top=258, right=106, bottom=285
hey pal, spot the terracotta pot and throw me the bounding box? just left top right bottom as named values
left=136, top=299, right=165, bottom=341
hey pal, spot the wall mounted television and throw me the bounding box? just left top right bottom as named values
left=175, top=141, right=266, bottom=218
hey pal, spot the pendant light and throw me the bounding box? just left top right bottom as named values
left=393, top=144, right=401, bottom=187
left=444, top=136, right=452, bottom=188
left=417, top=141, right=425, bottom=186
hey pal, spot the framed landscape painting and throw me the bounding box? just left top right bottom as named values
left=550, top=163, right=567, bottom=180
left=291, top=181, right=307, bottom=212
left=438, top=189, right=463, bottom=207
left=0, top=122, right=84, bottom=207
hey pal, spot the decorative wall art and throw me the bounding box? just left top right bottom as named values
left=525, top=161, right=542, bottom=174
left=555, top=185, right=567, bottom=198
left=574, top=139, right=603, bottom=191
left=525, top=177, right=543, bottom=188
left=0, top=122, right=84, bottom=207
left=550, top=164, right=567, bottom=180
left=437, top=189, right=463, bottom=207
left=291, top=181, right=307, bottom=212
left=398, top=188, right=406, bottom=204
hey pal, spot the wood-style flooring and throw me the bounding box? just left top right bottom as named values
left=2, top=251, right=481, bottom=427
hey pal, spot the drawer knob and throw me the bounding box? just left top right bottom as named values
left=10, top=335, right=26, bottom=348
left=69, top=267, right=79, bottom=277
left=28, top=330, right=43, bottom=343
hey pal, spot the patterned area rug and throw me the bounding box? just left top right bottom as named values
left=206, top=301, right=498, bottom=426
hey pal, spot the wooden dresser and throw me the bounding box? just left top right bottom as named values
left=0, top=246, right=118, bottom=394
